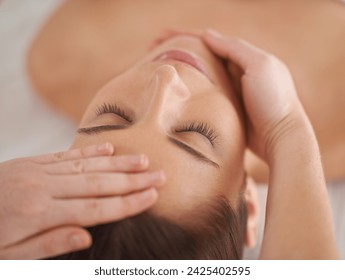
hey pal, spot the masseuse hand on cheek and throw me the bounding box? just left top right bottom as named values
left=202, top=29, right=338, bottom=258
left=0, top=143, right=165, bottom=259
left=202, top=30, right=306, bottom=160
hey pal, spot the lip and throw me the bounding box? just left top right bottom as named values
left=153, top=50, right=212, bottom=81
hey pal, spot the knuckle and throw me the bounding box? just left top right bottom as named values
left=52, top=151, right=66, bottom=161
left=70, top=159, right=85, bottom=174
left=79, top=147, right=87, bottom=158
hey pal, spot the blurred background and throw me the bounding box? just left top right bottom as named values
left=0, top=0, right=75, bottom=162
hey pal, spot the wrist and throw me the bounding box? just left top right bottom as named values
left=266, top=114, right=326, bottom=195
left=265, top=112, right=319, bottom=164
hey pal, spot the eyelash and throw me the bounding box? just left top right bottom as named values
left=95, top=103, right=217, bottom=145
left=176, top=122, right=218, bottom=146
left=95, top=103, right=133, bottom=122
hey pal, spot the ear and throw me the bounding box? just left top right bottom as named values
left=244, top=176, right=260, bottom=249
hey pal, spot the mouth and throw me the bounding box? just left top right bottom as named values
left=153, top=50, right=212, bottom=82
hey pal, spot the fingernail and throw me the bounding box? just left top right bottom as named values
left=130, top=154, right=148, bottom=165
left=97, top=142, right=112, bottom=152
left=206, top=28, right=222, bottom=38
left=150, top=171, right=165, bottom=182
left=70, top=234, right=87, bottom=249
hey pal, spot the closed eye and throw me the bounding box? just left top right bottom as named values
left=175, top=121, right=218, bottom=147
left=92, top=103, right=219, bottom=147
left=95, top=103, right=133, bottom=123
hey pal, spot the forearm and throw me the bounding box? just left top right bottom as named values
left=259, top=120, right=339, bottom=259
left=200, top=30, right=339, bottom=259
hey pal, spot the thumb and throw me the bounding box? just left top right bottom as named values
left=0, top=227, right=92, bottom=260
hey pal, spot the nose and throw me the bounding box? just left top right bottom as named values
left=143, top=65, right=191, bottom=124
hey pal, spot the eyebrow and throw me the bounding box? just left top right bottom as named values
left=77, top=125, right=220, bottom=169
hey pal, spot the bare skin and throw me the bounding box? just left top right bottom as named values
left=27, top=0, right=345, bottom=182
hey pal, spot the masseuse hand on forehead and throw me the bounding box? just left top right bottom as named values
left=0, top=29, right=309, bottom=259
left=0, top=144, right=165, bottom=259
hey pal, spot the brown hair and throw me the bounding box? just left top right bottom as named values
left=53, top=196, right=247, bottom=260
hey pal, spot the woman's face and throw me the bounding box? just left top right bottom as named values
left=71, top=35, right=246, bottom=219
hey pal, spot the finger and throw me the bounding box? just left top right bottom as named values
left=32, top=143, right=114, bottom=164
left=0, top=227, right=91, bottom=260
left=50, top=170, right=166, bottom=198
left=227, top=62, right=244, bottom=95
left=44, top=154, right=149, bottom=175
left=202, top=29, right=269, bottom=69
left=54, top=188, right=159, bottom=227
